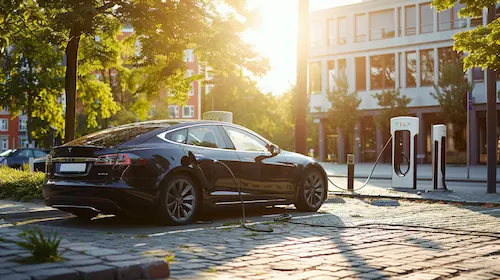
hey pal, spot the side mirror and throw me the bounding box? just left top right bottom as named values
left=268, top=144, right=280, bottom=155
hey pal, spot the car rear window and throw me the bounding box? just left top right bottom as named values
left=66, top=124, right=171, bottom=147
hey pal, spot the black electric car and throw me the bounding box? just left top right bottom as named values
left=43, top=120, right=328, bottom=225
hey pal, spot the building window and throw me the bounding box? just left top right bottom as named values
left=473, top=67, right=484, bottom=82
left=0, top=137, right=8, bottom=151
left=438, top=47, right=458, bottom=75
left=0, top=119, right=8, bottom=131
left=328, top=19, right=336, bottom=46
left=405, top=5, right=417, bottom=35
left=184, top=49, right=194, bottom=62
left=0, top=107, right=8, bottom=114
left=355, top=14, right=367, bottom=42
left=355, top=57, right=366, bottom=91
left=308, top=62, right=322, bottom=94
left=420, top=49, right=435, bottom=86
left=438, top=9, right=452, bottom=31
left=19, top=117, right=27, bottom=132
left=186, top=70, right=194, bottom=77
left=327, top=60, right=335, bottom=92
left=338, top=17, right=347, bottom=44
left=19, top=136, right=29, bottom=148
left=188, top=83, right=195, bottom=96
left=205, top=84, right=214, bottom=95
left=454, top=3, right=467, bottom=29
left=406, top=52, right=417, bottom=88
left=369, top=9, right=395, bottom=40
left=182, top=106, right=194, bottom=118
left=168, top=106, right=179, bottom=118
left=338, top=59, right=346, bottom=77
left=370, top=54, right=395, bottom=90
left=310, top=21, right=323, bottom=47
left=420, top=3, right=433, bottom=34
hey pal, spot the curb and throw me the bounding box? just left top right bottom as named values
left=327, top=174, right=496, bottom=184
left=0, top=209, right=68, bottom=219
left=327, top=192, right=500, bottom=207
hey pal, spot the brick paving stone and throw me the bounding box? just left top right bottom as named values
left=75, top=265, right=115, bottom=280
left=0, top=273, right=32, bottom=280
left=28, top=268, right=79, bottom=280
left=102, top=254, right=144, bottom=262
left=63, top=258, right=103, bottom=267
left=12, top=262, right=63, bottom=273
left=330, top=269, right=358, bottom=278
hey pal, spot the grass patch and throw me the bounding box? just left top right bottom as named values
left=17, top=227, right=63, bottom=264
left=0, top=166, right=45, bottom=200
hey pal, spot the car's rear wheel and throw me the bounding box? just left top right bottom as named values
left=295, top=169, right=326, bottom=212
left=159, top=175, right=199, bottom=225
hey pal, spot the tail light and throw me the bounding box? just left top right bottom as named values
left=95, top=154, right=132, bottom=165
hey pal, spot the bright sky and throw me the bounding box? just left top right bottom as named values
left=244, top=0, right=361, bottom=95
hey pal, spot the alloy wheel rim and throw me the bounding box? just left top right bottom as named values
left=166, top=179, right=196, bottom=222
left=304, top=173, right=324, bottom=208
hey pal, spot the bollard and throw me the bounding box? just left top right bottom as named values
left=347, top=154, right=355, bottom=191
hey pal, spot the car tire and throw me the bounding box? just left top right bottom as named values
left=295, top=169, right=327, bottom=212
left=159, top=175, right=200, bottom=225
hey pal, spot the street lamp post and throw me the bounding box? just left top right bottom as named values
left=295, top=0, right=309, bottom=155
left=486, top=5, right=497, bottom=194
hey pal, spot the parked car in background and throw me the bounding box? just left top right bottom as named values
left=43, top=120, right=328, bottom=224
left=0, top=148, right=48, bottom=169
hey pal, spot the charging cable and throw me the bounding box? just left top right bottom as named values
left=328, top=136, right=393, bottom=192
left=187, top=152, right=273, bottom=233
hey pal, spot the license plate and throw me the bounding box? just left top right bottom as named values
left=59, top=163, right=87, bottom=173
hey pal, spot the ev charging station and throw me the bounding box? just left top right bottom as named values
left=390, top=117, right=419, bottom=190
left=432, top=124, right=447, bottom=190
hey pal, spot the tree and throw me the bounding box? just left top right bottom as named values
left=432, top=0, right=500, bottom=72
left=372, top=89, right=412, bottom=129
left=431, top=61, right=473, bottom=152
left=2, top=0, right=268, bottom=142
left=325, top=72, right=361, bottom=137
left=0, top=2, right=65, bottom=143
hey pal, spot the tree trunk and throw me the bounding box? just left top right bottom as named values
left=27, top=94, right=33, bottom=144
left=64, top=28, right=81, bottom=142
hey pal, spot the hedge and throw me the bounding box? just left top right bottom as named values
left=0, top=166, right=45, bottom=201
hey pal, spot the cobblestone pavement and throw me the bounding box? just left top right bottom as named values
left=4, top=198, right=500, bottom=279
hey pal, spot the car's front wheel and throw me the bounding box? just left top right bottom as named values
left=159, top=175, right=200, bottom=225
left=295, top=169, right=327, bottom=212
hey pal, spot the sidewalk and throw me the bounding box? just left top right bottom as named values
left=321, top=162, right=500, bottom=182
left=322, top=163, right=500, bottom=205
left=0, top=200, right=170, bottom=280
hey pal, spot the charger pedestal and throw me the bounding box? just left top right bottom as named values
left=432, top=124, right=447, bottom=191
left=390, top=117, right=419, bottom=190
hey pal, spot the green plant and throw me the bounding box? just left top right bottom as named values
left=164, top=254, right=175, bottom=263
left=17, top=228, right=63, bottom=263
left=0, top=166, right=45, bottom=200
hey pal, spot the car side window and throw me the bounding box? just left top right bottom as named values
left=166, top=129, right=188, bottom=144
left=223, top=127, right=268, bottom=152
left=34, top=150, right=47, bottom=158
left=17, top=149, right=33, bottom=158
left=186, top=126, right=226, bottom=149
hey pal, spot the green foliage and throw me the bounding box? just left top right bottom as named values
left=431, top=61, right=473, bottom=152
left=0, top=0, right=65, bottom=142
left=17, top=227, right=63, bottom=263
left=372, top=89, right=412, bottom=128
left=1, top=0, right=268, bottom=141
left=325, top=72, right=361, bottom=136
left=432, top=0, right=500, bottom=72
left=0, top=166, right=44, bottom=200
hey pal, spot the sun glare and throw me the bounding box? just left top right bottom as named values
left=244, top=0, right=361, bottom=95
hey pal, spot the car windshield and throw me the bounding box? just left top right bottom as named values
left=0, top=149, right=17, bottom=157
